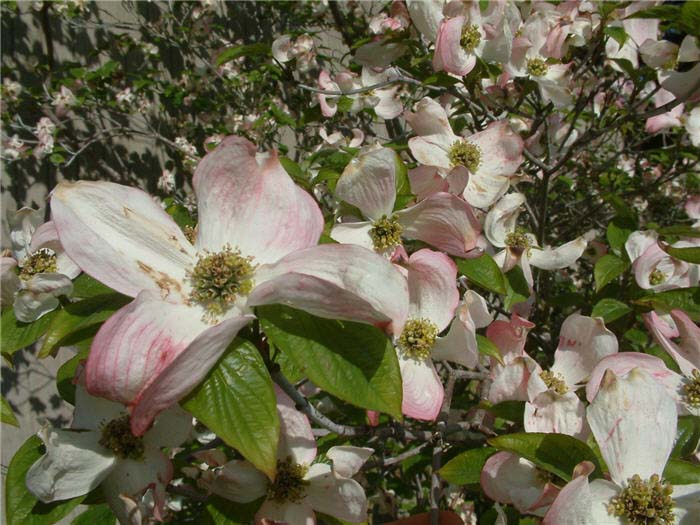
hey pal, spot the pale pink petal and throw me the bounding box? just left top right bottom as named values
left=408, top=166, right=449, bottom=199
left=587, top=368, right=676, bottom=486
left=25, top=426, right=116, bottom=503
left=249, top=244, right=409, bottom=335
left=486, top=314, right=534, bottom=364
left=407, top=136, right=452, bottom=170
left=29, top=221, right=81, bottom=279
left=433, top=16, right=477, bottom=76
left=674, top=483, right=700, bottom=524
left=271, top=35, right=293, bottom=63
left=624, top=230, right=657, bottom=261
left=481, top=452, right=550, bottom=515
left=432, top=315, right=479, bottom=369
left=396, top=192, right=481, bottom=258
left=14, top=273, right=73, bottom=322
left=398, top=355, right=443, bottom=421
left=275, top=385, right=316, bottom=465
left=102, top=447, right=172, bottom=524
left=488, top=357, right=537, bottom=404
left=551, top=314, right=618, bottom=387
left=543, top=473, right=620, bottom=525
left=326, top=446, right=373, bottom=478
left=405, top=249, right=458, bottom=331
left=207, top=460, right=268, bottom=503
left=585, top=352, right=686, bottom=413
left=143, top=404, right=193, bottom=449
left=130, top=313, right=253, bottom=436
left=485, top=193, right=526, bottom=247
left=406, top=0, right=444, bottom=42
left=51, top=181, right=195, bottom=299
left=524, top=391, right=588, bottom=440
left=645, top=311, right=699, bottom=375
left=462, top=123, right=524, bottom=208
left=193, top=136, right=323, bottom=265
left=305, top=463, right=368, bottom=522
left=1, top=257, right=20, bottom=306
left=466, top=290, right=493, bottom=328
left=528, top=237, right=587, bottom=270
left=334, top=147, right=397, bottom=220
left=329, top=221, right=375, bottom=251
left=256, top=499, right=315, bottom=525
left=404, top=97, right=456, bottom=139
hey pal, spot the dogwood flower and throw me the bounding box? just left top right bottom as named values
left=26, top=383, right=192, bottom=524
left=625, top=231, right=698, bottom=291
left=406, top=97, right=524, bottom=209
left=50, top=136, right=409, bottom=436
left=544, top=368, right=700, bottom=525
left=331, top=145, right=482, bottom=258
left=524, top=314, right=618, bottom=440
left=202, top=386, right=373, bottom=524
left=1, top=208, right=79, bottom=321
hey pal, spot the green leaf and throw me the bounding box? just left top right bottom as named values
left=488, top=432, right=603, bottom=482
left=657, top=225, right=700, bottom=238
left=591, top=298, right=632, bottom=323
left=476, top=335, right=504, bottom=365
left=5, top=436, right=85, bottom=525
left=672, top=416, right=700, bottom=459
left=504, top=266, right=530, bottom=311
left=1, top=395, right=19, bottom=427
left=279, top=156, right=305, bottom=182
left=205, top=495, right=263, bottom=525
left=634, top=287, right=700, bottom=321
left=665, top=246, right=700, bottom=264
left=56, top=342, right=91, bottom=405
left=39, top=294, right=130, bottom=358
left=482, top=400, right=525, bottom=425
left=49, top=154, right=65, bottom=165
left=183, top=339, right=279, bottom=478
left=680, top=2, right=700, bottom=36
left=164, top=200, right=196, bottom=229
left=259, top=305, right=403, bottom=419
left=607, top=217, right=635, bottom=255
left=1, top=308, right=58, bottom=359
left=216, top=43, right=270, bottom=66
left=624, top=4, right=680, bottom=20
left=71, top=504, right=115, bottom=525
left=456, top=254, right=506, bottom=295
left=604, top=26, right=627, bottom=47
left=439, top=447, right=497, bottom=485
left=71, top=274, right=115, bottom=298
left=663, top=458, right=700, bottom=485
left=594, top=254, right=628, bottom=292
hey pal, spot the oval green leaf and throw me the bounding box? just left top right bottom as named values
left=183, top=339, right=279, bottom=478
left=488, top=432, right=603, bottom=482
left=259, top=305, right=403, bottom=420
left=591, top=298, right=632, bottom=323
left=439, top=447, right=497, bottom=485
left=1, top=308, right=58, bottom=359
left=594, top=254, right=628, bottom=292
left=456, top=253, right=507, bottom=295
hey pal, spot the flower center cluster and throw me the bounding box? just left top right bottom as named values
left=398, top=318, right=439, bottom=360
left=99, top=415, right=145, bottom=460
left=540, top=370, right=568, bottom=395
left=189, top=244, right=255, bottom=316
left=369, top=214, right=403, bottom=250
left=267, top=457, right=309, bottom=503
left=607, top=474, right=674, bottom=525
left=448, top=140, right=481, bottom=172
left=505, top=229, right=532, bottom=256
left=683, top=369, right=700, bottom=407
left=527, top=57, right=549, bottom=77
left=19, top=248, right=57, bottom=280
left=649, top=269, right=666, bottom=286
left=460, top=24, right=481, bottom=52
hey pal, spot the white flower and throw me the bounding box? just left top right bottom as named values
left=1, top=208, right=80, bottom=321
left=51, top=85, right=77, bottom=108
left=26, top=384, right=192, bottom=524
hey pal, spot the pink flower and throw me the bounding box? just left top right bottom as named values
left=50, top=136, right=408, bottom=436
